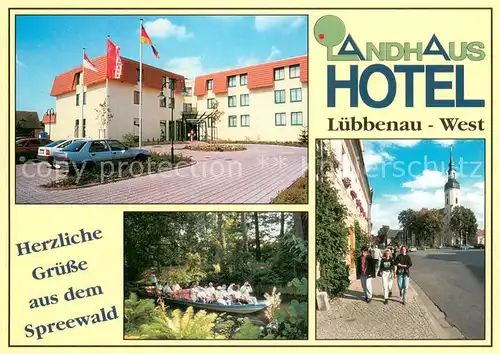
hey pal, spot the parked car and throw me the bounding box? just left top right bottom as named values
left=476, top=244, right=485, bottom=249
left=409, top=246, right=418, bottom=252
left=53, top=139, right=151, bottom=172
left=459, top=244, right=475, bottom=250
left=38, top=138, right=85, bottom=167
left=15, top=138, right=52, bottom=163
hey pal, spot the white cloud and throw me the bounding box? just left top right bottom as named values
left=371, top=181, right=484, bottom=232
left=166, top=57, right=204, bottom=79
left=254, top=16, right=305, bottom=32
left=434, top=140, right=455, bottom=147
left=16, top=54, right=26, bottom=67
left=236, top=54, right=260, bottom=67
left=266, top=46, right=281, bottom=61
left=143, top=18, right=193, bottom=40
left=402, top=169, right=447, bottom=190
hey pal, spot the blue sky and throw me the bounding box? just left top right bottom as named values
left=365, top=139, right=485, bottom=232
left=16, top=15, right=307, bottom=119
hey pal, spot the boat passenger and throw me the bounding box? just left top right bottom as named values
left=163, top=283, right=173, bottom=297
left=241, top=281, right=257, bottom=304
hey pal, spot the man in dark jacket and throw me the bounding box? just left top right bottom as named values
left=356, top=247, right=376, bottom=303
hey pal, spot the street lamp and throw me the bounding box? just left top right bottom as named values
left=45, top=108, right=55, bottom=138
left=158, top=78, right=188, bottom=165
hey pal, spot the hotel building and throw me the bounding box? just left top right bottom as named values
left=193, top=55, right=308, bottom=141
left=48, top=55, right=186, bottom=142
left=319, top=139, right=373, bottom=267
left=47, top=55, right=308, bottom=143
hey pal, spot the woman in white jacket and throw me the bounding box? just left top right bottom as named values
left=377, top=248, right=395, bottom=305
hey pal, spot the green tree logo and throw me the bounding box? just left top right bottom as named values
left=314, top=15, right=358, bottom=61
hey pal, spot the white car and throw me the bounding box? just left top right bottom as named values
left=37, top=138, right=86, bottom=167
left=409, top=246, right=418, bottom=252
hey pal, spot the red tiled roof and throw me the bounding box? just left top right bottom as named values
left=50, top=55, right=185, bottom=97
left=42, top=113, right=56, bottom=124
left=194, top=55, right=308, bottom=97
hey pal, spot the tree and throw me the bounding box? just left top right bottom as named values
left=208, top=100, right=224, bottom=143
left=450, top=206, right=478, bottom=245
left=354, top=221, right=371, bottom=259
left=241, top=212, right=248, bottom=252
left=398, top=209, right=417, bottom=246
left=254, top=212, right=261, bottom=261
left=95, top=98, right=114, bottom=138
left=414, top=209, right=444, bottom=246
left=298, top=126, right=308, bottom=145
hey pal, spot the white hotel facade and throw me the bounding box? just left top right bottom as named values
left=46, top=55, right=308, bottom=143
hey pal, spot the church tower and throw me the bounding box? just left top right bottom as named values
left=444, top=147, right=460, bottom=245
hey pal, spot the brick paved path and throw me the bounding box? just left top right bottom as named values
left=15, top=144, right=307, bottom=204
left=316, top=272, right=444, bottom=339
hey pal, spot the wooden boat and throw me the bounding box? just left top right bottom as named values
left=164, top=296, right=269, bottom=314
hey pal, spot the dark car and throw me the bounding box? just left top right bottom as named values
left=15, top=138, right=52, bottom=163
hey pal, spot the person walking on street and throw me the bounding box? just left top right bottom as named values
left=356, top=247, right=376, bottom=303
left=378, top=248, right=395, bottom=305
left=394, top=245, right=413, bottom=305
left=372, top=244, right=382, bottom=276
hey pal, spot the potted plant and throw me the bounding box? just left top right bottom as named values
left=350, top=190, right=357, bottom=199
left=342, top=177, right=351, bottom=188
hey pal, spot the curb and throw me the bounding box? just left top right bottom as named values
left=410, top=279, right=465, bottom=339
left=39, top=160, right=197, bottom=191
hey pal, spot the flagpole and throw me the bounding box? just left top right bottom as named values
left=105, top=35, right=111, bottom=139
left=81, top=47, right=85, bottom=138
left=139, top=19, right=143, bottom=148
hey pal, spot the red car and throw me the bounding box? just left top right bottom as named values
left=15, top=138, right=52, bottom=163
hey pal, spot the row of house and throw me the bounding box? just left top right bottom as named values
left=45, top=55, right=308, bottom=143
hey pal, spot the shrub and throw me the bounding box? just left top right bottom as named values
left=124, top=293, right=157, bottom=332
left=316, top=181, right=350, bottom=297
left=186, top=144, right=246, bottom=152
left=123, top=133, right=139, bottom=147
left=271, top=173, right=308, bottom=204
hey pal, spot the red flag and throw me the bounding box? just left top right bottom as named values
left=140, top=25, right=160, bottom=59
left=106, top=39, right=122, bottom=79
left=83, top=53, right=98, bottom=72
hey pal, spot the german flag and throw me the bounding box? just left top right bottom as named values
left=141, top=25, right=160, bottom=59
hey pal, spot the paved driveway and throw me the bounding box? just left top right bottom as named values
left=15, top=144, right=307, bottom=204
left=410, top=249, right=485, bottom=339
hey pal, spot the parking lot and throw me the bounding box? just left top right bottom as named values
left=15, top=144, right=308, bottom=204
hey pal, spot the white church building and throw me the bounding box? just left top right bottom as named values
left=443, top=148, right=461, bottom=246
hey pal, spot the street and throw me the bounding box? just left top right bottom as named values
left=15, top=144, right=307, bottom=204
left=410, top=248, right=485, bottom=339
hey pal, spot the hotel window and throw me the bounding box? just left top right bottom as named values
left=228, top=75, right=236, bottom=87
left=207, top=79, right=214, bottom=90
left=228, top=115, right=237, bottom=127
left=291, top=112, right=303, bottom=126
left=83, top=92, right=87, bottom=105
left=241, top=114, right=250, bottom=127
left=290, top=88, right=302, bottom=102
left=275, top=113, right=286, bottom=126
left=185, top=87, right=193, bottom=96
left=76, top=93, right=80, bottom=106
left=240, top=73, right=248, bottom=85
left=207, top=98, right=215, bottom=109
left=240, top=94, right=249, bottom=106
left=134, top=91, right=140, bottom=104
left=76, top=72, right=81, bottom=85
left=274, top=67, right=285, bottom=81
left=289, top=64, right=300, bottom=78
left=183, top=103, right=192, bottom=112
left=162, top=76, right=167, bottom=86
left=274, top=90, right=286, bottom=104
left=136, top=68, right=144, bottom=82
left=228, top=95, right=237, bottom=108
